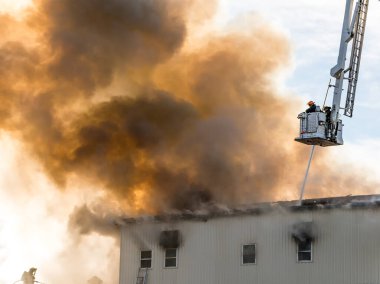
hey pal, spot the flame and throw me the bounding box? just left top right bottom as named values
left=0, top=1, right=378, bottom=283
left=131, top=183, right=155, bottom=216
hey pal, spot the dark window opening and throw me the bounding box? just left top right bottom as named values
left=242, top=244, right=256, bottom=264
left=140, top=250, right=152, bottom=268
left=297, top=240, right=312, bottom=262
left=164, top=248, right=177, bottom=268
left=159, top=230, right=180, bottom=249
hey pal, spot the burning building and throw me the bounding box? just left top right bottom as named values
left=118, top=194, right=380, bottom=284
left=1, top=1, right=379, bottom=283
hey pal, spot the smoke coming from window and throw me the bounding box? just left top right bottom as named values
left=0, top=1, right=378, bottom=282
left=0, top=0, right=377, bottom=214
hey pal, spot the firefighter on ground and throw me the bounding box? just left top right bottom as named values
left=306, top=101, right=317, bottom=113
left=21, top=267, right=36, bottom=284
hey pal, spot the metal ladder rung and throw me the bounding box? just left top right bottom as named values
left=136, top=268, right=148, bottom=284
left=344, top=0, right=369, bottom=117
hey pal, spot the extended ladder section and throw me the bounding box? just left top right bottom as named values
left=295, top=0, right=371, bottom=147
left=136, top=267, right=148, bottom=284
left=344, top=0, right=369, bottom=117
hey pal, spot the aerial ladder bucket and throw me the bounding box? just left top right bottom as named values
left=295, top=0, right=369, bottom=147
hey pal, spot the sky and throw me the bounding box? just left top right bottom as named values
left=0, top=1, right=379, bottom=284
left=222, top=0, right=380, bottom=134
left=217, top=0, right=380, bottom=173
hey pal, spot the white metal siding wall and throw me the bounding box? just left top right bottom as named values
left=119, top=208, right=380, bottom=284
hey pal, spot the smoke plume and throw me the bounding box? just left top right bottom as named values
left=0, top=0, right=378, bottom=269
left=1, top=0, right=379, bottom=283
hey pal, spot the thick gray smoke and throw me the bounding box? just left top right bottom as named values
left=0, top=0, right=376, bottom=238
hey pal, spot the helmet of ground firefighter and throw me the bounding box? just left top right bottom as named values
left=307, top=101, right=315, bottom=106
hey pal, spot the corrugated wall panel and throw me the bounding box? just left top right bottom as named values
left=119, top=207, right=380, bottom=284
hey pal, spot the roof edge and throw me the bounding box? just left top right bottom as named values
left=117, top=194, right=380, bottom=225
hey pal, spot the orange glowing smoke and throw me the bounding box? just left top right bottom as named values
left=0, top=0, right=294, bottom=213
left=0, top=0, right=379, bottom=283
left=0, top=0, right=376, bottom=217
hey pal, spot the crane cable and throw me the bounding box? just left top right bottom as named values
left=323, top=78, right=333, bottom=109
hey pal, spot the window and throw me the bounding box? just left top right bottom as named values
left=164, top=248, right=177, bottom=268
left=242, top=244, right=256, bottom=264
left=297, top=240, right=312, bottom=262
left=140, top=250, right=152, bottom=268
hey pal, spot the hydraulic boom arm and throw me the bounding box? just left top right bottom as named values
left=331, top=0, right=369, bottom=122
left=295, top=0, right=370, bottom=147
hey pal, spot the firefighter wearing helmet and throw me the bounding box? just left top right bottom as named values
left=21, top=268, right=37, bottom=284
left=306, top=101, right=317, bottom=113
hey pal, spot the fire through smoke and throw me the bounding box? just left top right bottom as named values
left=1, top=0, right=377, bottom=220
left=0, top=0, right=304, bottom=215
left=0, top=0, right=378, bottom=283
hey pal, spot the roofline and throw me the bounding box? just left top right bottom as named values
left=116, top=194, right=380, bottom=225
